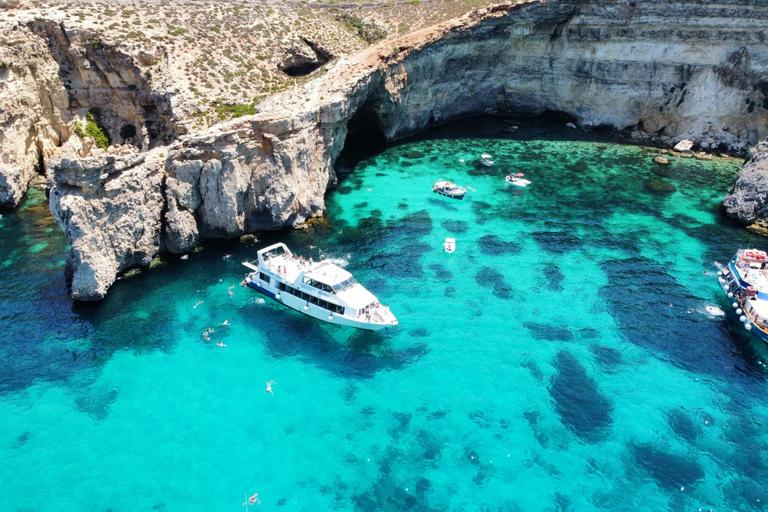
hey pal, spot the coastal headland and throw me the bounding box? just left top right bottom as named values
left=1, top=0, right=768, bottom=299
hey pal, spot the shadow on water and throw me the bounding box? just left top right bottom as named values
left=242, top=305, right=427, bottom=379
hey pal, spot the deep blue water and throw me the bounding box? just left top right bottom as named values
left=1, top=117, right=767, bottom=511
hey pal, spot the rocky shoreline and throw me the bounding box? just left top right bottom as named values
left=3, top=0, right=768, bottom=299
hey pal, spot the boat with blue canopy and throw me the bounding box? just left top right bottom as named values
left=720, top=248, right=768, bottom=344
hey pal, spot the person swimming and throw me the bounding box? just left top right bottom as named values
left=194, top=300, right=204, bottom=308
left=266, top=380, right=275, bottom=395
left=217, top=341, right=226, bottom=347
left=243, top=493, right=259, bottom=506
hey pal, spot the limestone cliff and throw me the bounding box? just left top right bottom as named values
left=9, top=0, right=768, bottom=299
left=368, top=0, right=768, bottom=148
left=0, top=23, right=69, bottom=207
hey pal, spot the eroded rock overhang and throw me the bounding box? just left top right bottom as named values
left=44, top=0, right=768, bottom=299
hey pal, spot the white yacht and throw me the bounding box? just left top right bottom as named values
left=480, top=154, right=494, bottom=167
left=243, top=243, right=398, bottom=331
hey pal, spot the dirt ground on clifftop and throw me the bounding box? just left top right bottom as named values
left=0, top=0, right=493, bottom=126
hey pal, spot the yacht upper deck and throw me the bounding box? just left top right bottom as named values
left=734, top=251, right=768, bottom=293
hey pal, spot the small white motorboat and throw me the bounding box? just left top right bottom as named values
left=432, top=179, right=467, bottom=200
left=480, top=154, right=494, bottom=167
left=506, top=173, right=531, bottom=188
left=444, top=238, right=456, bottom=253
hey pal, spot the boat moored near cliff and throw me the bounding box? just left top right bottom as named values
left=432, top=179, right=467, bottom=200
left=506, top=173, right=531, bottom=187
left=480, top=154, right=494, bottom=167
left=720, top=248, right=768, bottom=344
left=243, top=243, right=398, bottom=331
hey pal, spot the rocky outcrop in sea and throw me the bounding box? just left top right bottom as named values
left=3, top=0, right=768, bottom=299
left=723, top=142, right=768, bottom=234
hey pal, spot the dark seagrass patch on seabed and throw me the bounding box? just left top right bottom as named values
left=666, top=407, right=701, bottom=444
left=441, top=220, right=470, bottom=233
left=428, top=263, right=453, bottom=282
left=523, top=410, right=549, bottom=447
left=543, top=263, right=564, bottom=291
left=532, top=230, right=583, bottom=253
left=589, top=344, right=623, bottom=373
left=549, top=350, right=612, bottom=442
left=400, top=210, right=433, bottom=237
left=632, top=443, right=704, bottom=491
left=524, top=321, right=574, bottom=341
left=478, top=234, right=523, bottom=256
left=475, top=267, right=514, bottom=300
left=579, top=327, right=601, bottom=339
left=74, top=387, right=120, bottom=421
left=400, top=242, right=433, bottom=256
left=15, top=431, right=31, bottom=447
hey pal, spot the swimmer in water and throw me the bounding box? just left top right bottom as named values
left=217, top=341, right=226, bottom=347
left=221, top=320, right=230, bottom=326
left=266, top=380, right=275, bottom=395
left=194, top=300, right=204, bottom=309
left=228, top=290, right=233, bottom=297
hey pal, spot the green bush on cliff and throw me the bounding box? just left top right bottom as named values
left=334, top=13, right=386, bottom=43
left=84, top=108, right=111, bottom=149
left=210, top=99, right=258, bottom=120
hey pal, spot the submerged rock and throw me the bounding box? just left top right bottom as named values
left=644, top=179, right=677, bottom=194
left=653, top=154, right=670, bottom=165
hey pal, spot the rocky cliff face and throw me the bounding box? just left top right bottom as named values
left=0, top=19, right=180, bottom=209
left=48, top=81, right=375, bottom=298
left=0, top=23, right=70, bottom=207
left=723, top=142, right=768, bottom=233
left=369, top=0, right=768, bottom=148
left=7, top=0, right=768, bottom=299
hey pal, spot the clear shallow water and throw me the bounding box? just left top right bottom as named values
left=2, top=117, right=768, bottom=511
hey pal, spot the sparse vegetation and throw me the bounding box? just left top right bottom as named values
left=7, top=0, right=484, bottom=130
left=335, top=13, right=387, bottom=43
left=84, top=108, right=111, bottom=149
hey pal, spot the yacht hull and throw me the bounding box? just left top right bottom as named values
left=247, top=278, right=393, bottom=331
left=720, top=254, right=768, bottom=345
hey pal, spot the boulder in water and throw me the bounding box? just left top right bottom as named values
left=653, top=154, right=670, bottom=165
left=674, top=139, right=693, bottom=151
left=644, top=179, right=677, bottom=194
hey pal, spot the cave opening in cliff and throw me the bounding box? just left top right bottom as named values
left=336, top=103, right=387, bottom=169
left=279, top=39, right=331, bottom=77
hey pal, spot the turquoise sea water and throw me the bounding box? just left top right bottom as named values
left=2, top=117, right=768, bottom=511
